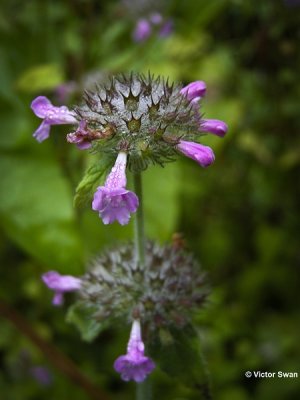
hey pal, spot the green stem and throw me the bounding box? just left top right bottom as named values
left=133, top=173, right=151, bottom=400
left=136, top=378, right=152, bottom=400
left=133, top=172, right=146, bottom=268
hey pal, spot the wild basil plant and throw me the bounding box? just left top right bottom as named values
left=31, top=73, right=227, bottom=397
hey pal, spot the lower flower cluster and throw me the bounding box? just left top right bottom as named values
left=41, top=241, right=209, bottom=382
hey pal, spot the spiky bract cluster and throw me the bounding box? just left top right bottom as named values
left=79, top=241, right=208, bottom=332
left=75, top=73, right=200, bottom=172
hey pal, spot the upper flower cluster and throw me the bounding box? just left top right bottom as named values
left=31, top=73, right=227, bottom=225
left=31, top=74, right=227, bottom=170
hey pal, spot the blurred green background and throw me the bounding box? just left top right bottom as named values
left=0, top=0, right=299, bottom=399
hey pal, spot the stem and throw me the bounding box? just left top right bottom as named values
left=133, top=173, right=151, bottom=400
left=133, top=172, right=146, bottom=268
left=136, top=378, right=152, bottom=400
left=0, top=300, right=109, bottom=400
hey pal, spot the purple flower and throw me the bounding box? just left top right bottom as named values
left=114, top=320, right=155, bottom=382
left=149, top=12, right=163, bottom=25
left=201, top=119, right=228, bottom=137
left=180, top=81, right=207, bottom=103
left=133, top=19, right=152, bottom=42
left=92, top=152, right=139, bottom=225
left=31, top=96, right=77, bottom=142
left=54, top=81, right=77, bottom=104
left=30, top=366, right=53, bottom=386
left=177, top=140, right=215, bottom=167
left=67, top=120, right=93, bottom=150
left=42, top=271, right=82, bottom=306
left=159, top=19, right=174, bottom=38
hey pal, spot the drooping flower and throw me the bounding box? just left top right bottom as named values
left=177, top=140, right=215, bottom=167
left=180, top=81, right=207, bottom=103
left=201, top=119, right=228, bottom=137
left=92, top=152, right=139, bottom=225
left=31, top=96, right=77, bottom=142
left=133, top=18, right=152, bottom=42
left=41, top=271, right=82, bottom=306
left=114, top=320, right=155, bottom=382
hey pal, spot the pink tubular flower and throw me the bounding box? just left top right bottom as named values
left=201, top=119, right=228, bottom=137
left=114, top=320, right=155, bottom=382
left=42, top=271, right=82, bottom=306
left=31, top=96, right=77, bottom=142
left=177, top=140, right=215, bottom=167
left=180, top=81, right=207, bottom=103
left=92, top=152, right=139, bottom=225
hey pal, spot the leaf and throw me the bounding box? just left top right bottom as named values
left=0, top=152, right=84, bottom=273
left=150, top=325, right=210, bottom=392
left=66, top=302, right=108, bottom=342
left=16, top=63, right=64, bottom=93
left=73, top=157, right=113, bottom=209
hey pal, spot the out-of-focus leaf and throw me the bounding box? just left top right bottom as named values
left=150, top=325, right=210, bottom=392
left=143, top=162, right=181, bottom=241
left=237, top=131, right=273, bottom=164
left=0, top=152, right=83, bottom=272
left=279, top=148, right=300, bottom=169
left=16, top=64, right=64, bottom=93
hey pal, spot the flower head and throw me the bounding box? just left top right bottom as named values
left=180, top=81, right=207, bottom=103
left=92, top=152, right=139, bottom=225
left=114, top=320, right=155, bottom=382
left=31, top=96, right=77, bottom=142
left=80, top=241, right=208, bottom=331
left=177, top=140, right=215, bottom=167
left=201, top=119, right=228, bottom=137
left=42, top=271, right=82, bottom=306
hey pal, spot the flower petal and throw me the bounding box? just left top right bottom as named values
left=33, top=120, right=51, bottom=142
left=31, top=96, right=53, bottom=118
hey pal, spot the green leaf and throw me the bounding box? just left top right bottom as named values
left=66, top=302, right=108, bottom=342
left=150, top=325, right=210, bottom=393
left=73, top=157, right=113, bottom=209
left=16, top=63, right=64, bottom=93
left=0, top=152, right=84, bottom=273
